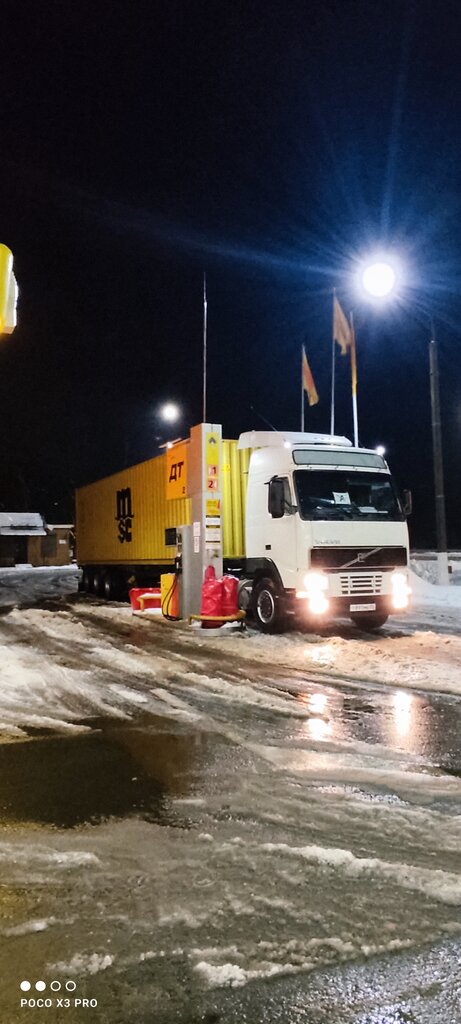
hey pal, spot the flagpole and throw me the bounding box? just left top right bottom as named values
left=350, top=309, right=358, bottom=447
left=301, top=346, right=305, bottom=431
left=330, top=291, right=336, bottom=435
left=202, top=271, right=207, bottom=422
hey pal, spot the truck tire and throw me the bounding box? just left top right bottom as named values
left=253, top=577, right=285, bottom=633
left=102, top=572, right=118, bottom=601
left=80, top=568, right=92, bottom=593
left=351, top=612, right=388, bottom=631
left=92, top=570, right=105, bottom=597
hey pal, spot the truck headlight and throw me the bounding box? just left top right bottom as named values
left=391, top=571, right=411, bottom=610
left=304, top=571, right=328, bottom=592
left=302, top=571, right=329, bottom=615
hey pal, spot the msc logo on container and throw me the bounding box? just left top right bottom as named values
left=116, top=487, right=134, bottom=543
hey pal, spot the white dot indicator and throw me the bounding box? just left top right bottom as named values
left=20, top=981, right=31, bottom=992
left=50, top=981, right=61, bottom=992
left=35, top=981, right=46, bottom=992
left=65, top=980, right=77, bottom=992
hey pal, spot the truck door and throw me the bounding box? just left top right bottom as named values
left=266, top=476, right=298, bottom=590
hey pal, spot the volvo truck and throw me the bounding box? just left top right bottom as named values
left=76, top=423, right=411, bottom=631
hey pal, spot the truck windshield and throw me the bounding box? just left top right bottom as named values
left=293, top=470, right=404, bottom=521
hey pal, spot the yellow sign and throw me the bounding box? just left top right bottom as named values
left=166, top=441, right=188, bottom=499
left=205, top=431, right=220, bottom=490
left=206, top=498, right=221, bottom=517
left=0, top=244, right=15, bottom=334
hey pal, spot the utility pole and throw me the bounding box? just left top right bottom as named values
left=429, top=321, right=449, bottom=585
left=202, top=272, right=207, bottom=423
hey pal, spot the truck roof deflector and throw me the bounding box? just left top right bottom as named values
left=237, top=430, right=353, bottom=450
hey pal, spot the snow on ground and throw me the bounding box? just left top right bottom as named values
left=1, top=564, right=461, bottom=744
left=1, top=565, right=461, bottom=1020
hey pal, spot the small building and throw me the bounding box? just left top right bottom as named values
left=0, top=514, right=74, bottom=567
left=38, top=524, right=74, bottom=566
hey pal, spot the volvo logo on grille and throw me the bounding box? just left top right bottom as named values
left=342, top=546, right=383, bottom=570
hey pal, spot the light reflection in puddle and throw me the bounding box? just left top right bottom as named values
left=290, top=682, right=449, bottom=766
left=306, top=717, right=332, bottom=741
left=392, top=691, right=413, bottom=738
left=295, top=694, right=332, bottom=742
left=309, top=693, right=328, bottom=715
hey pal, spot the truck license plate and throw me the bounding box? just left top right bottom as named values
left=350, top=602, right=376, bottom=612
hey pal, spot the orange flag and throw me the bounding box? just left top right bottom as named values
left=333, top=296, right=353, bottom=354
left=333, top=296, right=357, bottom=396
left=302, top=346, right=319, bottom=406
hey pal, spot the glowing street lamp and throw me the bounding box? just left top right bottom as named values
left=360, top=258, right=397, bottom=300
left=159, top=401, right=180, bottom=424
left=361, top=261, right=396, bottom=299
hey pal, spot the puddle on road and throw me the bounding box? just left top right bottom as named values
left=286, top=683, right=461, bottom=776
left=0, top=715, right=229, bottom=829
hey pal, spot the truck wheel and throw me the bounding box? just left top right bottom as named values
left=80, top=568, right=92, bottom=592
left=351, top=612, right=388, bottom=631
left=253, top=578, right=285, bottom=633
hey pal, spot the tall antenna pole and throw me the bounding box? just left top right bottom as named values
left=330, top=290, right=336, bottom=435
left=301, top=346, right=305, bottom=432
left=350, top=309, right=358, bottom=447
left=202, top=271, right=208, bottom=423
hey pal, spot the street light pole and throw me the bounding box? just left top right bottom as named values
left=428, top=320, right=449, bottom=584
left=359, top=258, right=451, bottom=587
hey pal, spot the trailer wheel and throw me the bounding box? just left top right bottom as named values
left=350, top=612, right=388, bottom=632
left=92, top=570, right=104, bottom=597
left=253, top=577, right=285, bottom=633
left=103, top=573, right=117, bottom=601
left=80, top=568, right=92, bottom=593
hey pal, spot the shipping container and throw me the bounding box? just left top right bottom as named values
left=76, top=437, right=250, bottom=597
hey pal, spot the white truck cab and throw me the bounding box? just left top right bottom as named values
left=238, top=430, right=411, bottom=632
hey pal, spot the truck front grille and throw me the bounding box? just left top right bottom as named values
left=339, top=573, right=383, bottom=596
left=311, top=546, right=407, bottom=570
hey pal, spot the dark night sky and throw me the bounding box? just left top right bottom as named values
left=0, top=0, right=461, bottom=546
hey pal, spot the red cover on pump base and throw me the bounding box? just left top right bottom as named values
left=200, top=565, right=223, bottom=625
left=221, top=575, right=239, bottom=616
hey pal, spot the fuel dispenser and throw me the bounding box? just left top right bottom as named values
left=161, top=524, right=205, bottom=620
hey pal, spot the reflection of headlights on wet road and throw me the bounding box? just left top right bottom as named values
left=307, top=717, right=332, bottom=741
left=391, top=571, right=411, bottom=610
left=309, top=692, right=327, bottom=714
left=393, top=690, right=413, bottom=737
left=296, top=572, right=330, bottom=615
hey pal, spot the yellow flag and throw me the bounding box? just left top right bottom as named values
left=302, top=346, right=319, bottom=406
left=333, top=296, right=353, bottom=355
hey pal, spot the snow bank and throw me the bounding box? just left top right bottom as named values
left=49, top=953, right=114, bottom=975
left=0, top=564, right=80, bottom=608
left=410, top=568, right=461, bottom=607
left=261, top=842, right=461, bottom=905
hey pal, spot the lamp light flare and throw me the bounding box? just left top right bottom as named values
left=361, top=261, right=396, bottom=298
left=160, top=401, right=180, bottom=423
left=376, top=445, right=386, bottom=457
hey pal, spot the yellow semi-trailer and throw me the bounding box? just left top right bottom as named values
left=77, top=421, right=412, bottom=631
left=76, top=433, right=250, bottom=600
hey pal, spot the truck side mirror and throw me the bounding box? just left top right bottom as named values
left=268, top=477, right=285, bottom=518
left=402, top=489, right=412, bottom=517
